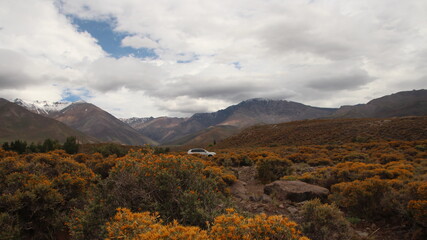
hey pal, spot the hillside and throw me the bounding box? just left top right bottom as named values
left=217, top=116, right=427, bottom=148
left=332, top=89, right=427, bottom=118
left=164, top=125, right=241, bottom=147
left=140, top=99, right=337, bottom=144
left=53, top=102, right=157, bottom=146
left=128, top=117, right=186, bottom=143
left=0, top=98, right=95, bottom=143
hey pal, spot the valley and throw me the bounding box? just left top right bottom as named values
left=0, top=89, right=426, bottom=240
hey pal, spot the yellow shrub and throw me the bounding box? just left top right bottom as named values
left=106, top=208, right=309, bottom=240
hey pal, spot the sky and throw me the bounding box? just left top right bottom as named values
left=0, top=0, right=426, bottom=118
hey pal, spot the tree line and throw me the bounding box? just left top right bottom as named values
left=1, top=136, right=79, bottom=154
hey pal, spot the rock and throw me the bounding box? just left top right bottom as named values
left=249, top=195, right=262, bottom=202
left=279, top=204, right=285, bottom=209
left=231, top=180, right=248, bottom=200
left=264, top=180, right=329, bottom=202
left=355, top=230, right=369, bottom=238
left=287, top=206, right=298, bottom=215
left=261, top=194, right=272, bottom=203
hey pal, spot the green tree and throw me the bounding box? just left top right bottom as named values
left=42, top=139, right=60, bottom=152
left=2, top=142, right=10, bottom=151
left=63, top=136, right=79, bottom=154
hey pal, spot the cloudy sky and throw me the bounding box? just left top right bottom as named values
left=0, top=0, right=426, bottom=118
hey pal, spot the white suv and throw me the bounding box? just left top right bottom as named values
left=187, top=148, right=216, bottom=157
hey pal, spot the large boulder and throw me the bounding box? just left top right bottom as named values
left=264, top=180, right=329, bottom=202
left=231, top=180, right=248, bottom=200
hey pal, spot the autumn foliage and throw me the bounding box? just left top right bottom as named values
left=1, top=138, right=426, bottom=239
left=106, top=208, right=309, bottom=240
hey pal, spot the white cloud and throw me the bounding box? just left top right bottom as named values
left=121, top=36, right=159, bottom=49
left=0, top=0, right=426, bottom=117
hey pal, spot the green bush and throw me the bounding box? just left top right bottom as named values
left=256, top=158, right=293, bottom=184
left=301, top=199, right=353, bottom=240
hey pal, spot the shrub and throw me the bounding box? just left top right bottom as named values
left=68, top=151, right=231, bottom=239
left=300, top=199, right=352, bottom=240
left=408, top=200, right=427, bottom=227
left=329, top=178, right=404, bottom=220
left=407, top=182, right=427, bottom=227
left=209, top=209, right=308, bottom=240
left=307, top=157, right=333, bottom=166
left=256, top=158, right=292, bottom=184
left=0, top=151, right=95, bottom=239
left=300, top=161, right=414, bottom=188
left=105, top=208, right=208, bottom=240
left=105, top=208, right=309, bottom=240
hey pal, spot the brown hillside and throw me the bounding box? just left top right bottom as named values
left=54, top=102, right=157, bottom=146
left=0, top=98, right=96, bottom=143
left=217, top=116, right=427, bottom=148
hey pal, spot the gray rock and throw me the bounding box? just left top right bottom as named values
left=264, top=180, right=329, bottom=202
left=231, top=180, right=248, bottom=200
left=261, top=194, right=272, bottom=203
left=355, top=230, right=369, bottom=238
left=287, top=206, right=298, bottom=215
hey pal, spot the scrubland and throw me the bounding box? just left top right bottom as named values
left=0, top=139, right=426, bottom=239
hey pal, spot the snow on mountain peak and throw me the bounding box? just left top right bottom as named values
left=13, top=98, right=72, bottom=115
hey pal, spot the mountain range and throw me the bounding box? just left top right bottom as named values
left=2, top=89, right=426, bottom=146
left=11, top=99, right=157, bottom=145
left=0, top=98, right=95, bottom=143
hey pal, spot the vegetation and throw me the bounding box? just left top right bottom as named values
left=300, top=199, right=352, bottom=240
left=1, top=138, right=426, bottom=239
left=2, top=137, right=77, bottom=154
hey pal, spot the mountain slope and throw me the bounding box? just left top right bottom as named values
left=0, top=98, right=95, bottom=143
left=332, top=89, right=427, bottom=118
left=217, top=116, right=427, bottom=148
left=53, top=102, right=157, bottom=146
left=124, top=117, right=187, bottom=143
left=157, top=99, right=337, bottom=144
left=165, top=125, right=241, bottom=146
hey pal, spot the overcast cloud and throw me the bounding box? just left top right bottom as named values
left=0, top=0, right=426, bottom=117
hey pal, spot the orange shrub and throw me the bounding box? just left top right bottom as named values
left=329, top=178, right=404, bottom=219
left=105, top=208, right=309, bottom=240
left=300, top=161, right=414, bottom=188
left=209, top=209, right=308, bottom=240
left=105, top=208, right=208, bottom=240
left=0, top=151, right=95, bottom=239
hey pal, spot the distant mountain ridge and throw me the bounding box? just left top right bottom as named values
left=0, top=98, right=95, bottom=143
left=123, top=98, right=337, bottom=145
left=331, top=89, right=427, bottom=118
left=122, top=89, right=427, bottom=146
left=11, top=89, right=427, bottom=147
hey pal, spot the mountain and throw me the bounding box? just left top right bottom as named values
left=13, top=98, right=71, bottom=116
left=153, top=99, right=337, bottom=144
left=217, top=116, right=427, bottom=148
left=0, top=98, right=95, bottom=143
left=122, top=117, right=187, bottom=143
left=120, top=117, right=155, bottom=126
left=165, top=125, right=241, bottom=146
left=52, top=102, right=157, bottom=146
left=332, top=89, right=427, bottom=118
